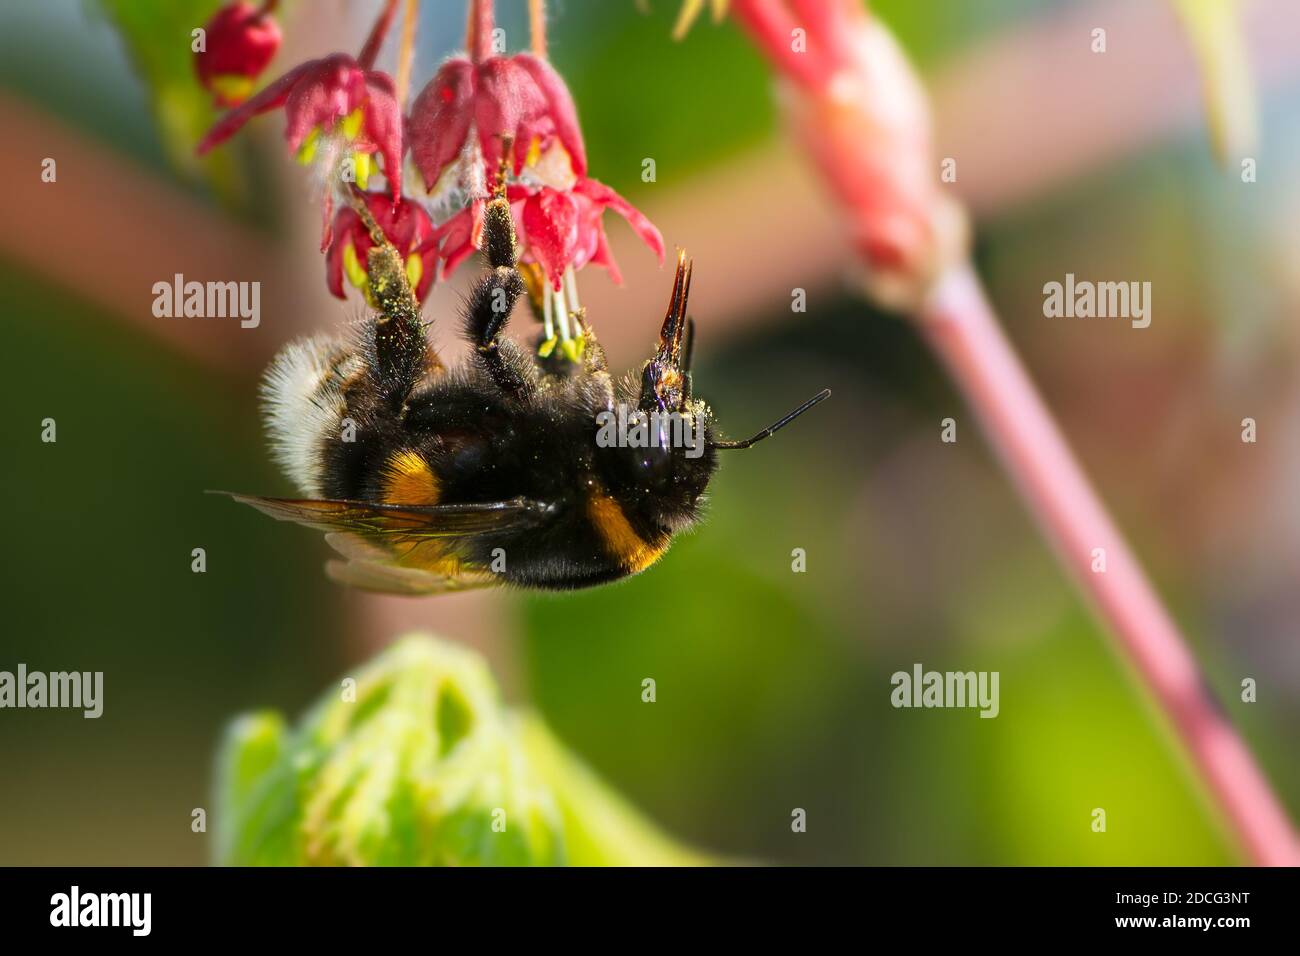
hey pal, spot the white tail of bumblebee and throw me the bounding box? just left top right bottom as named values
left=260, top=335, right=359, bottom=497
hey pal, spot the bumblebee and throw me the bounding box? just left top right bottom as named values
left=221, top=181, right=829, bottom=594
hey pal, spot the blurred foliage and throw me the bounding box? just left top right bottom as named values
left=1170, top=0, right=1257, bottom=167
left=551, top=0, right=1069, bottom=198
left=0, top=260, right=344, bottom=864
left=95, top=0, right=259, bottom=203
left=217, top=635, right=708, bottom=865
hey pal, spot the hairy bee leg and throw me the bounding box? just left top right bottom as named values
left=345, top=188, right=440, bottom=414
left=573, top=309, right=610, bottom=375
left=464, top=197, right=532, bottom=398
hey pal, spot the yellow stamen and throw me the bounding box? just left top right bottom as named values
left=352, top=150, right=372, bottom=189
left=342, top=242, right=369, bottom=290
left=673, top=0, right=729, bottom=40
left=296, top=127, right=321, bottom=164
left=405, top=253, right=422, bottom=293
left=209, top=74, right=255, bottom=104
left=341, top=107, right=365, bottom=140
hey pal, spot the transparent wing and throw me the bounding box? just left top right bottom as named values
left=212, top=492, right=552, bottom=595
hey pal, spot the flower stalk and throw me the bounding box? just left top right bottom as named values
left=395, top=0, right=420, bottom=110
left=921, top=266, right=1299, bottom=867
left=529, top=0, right=548, bottom=57
left=468, top=0, right=495, bottom=65
left=357, top=0, right=400, bottom=71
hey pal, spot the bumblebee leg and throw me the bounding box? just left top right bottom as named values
left=345, top=188, right=439, bottom=414
left=573, top=308, right=609, bottom=375
left=464, top=197, right=532, bottom=398
left=571, top=308, right=616, bottom=408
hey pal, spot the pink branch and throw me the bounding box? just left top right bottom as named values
left=922, top=266, right=1299, bottom=866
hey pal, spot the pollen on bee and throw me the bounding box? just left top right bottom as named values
left=380, top=450, right=440, bottom=505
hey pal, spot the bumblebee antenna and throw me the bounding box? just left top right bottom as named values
left=713, top=389, right=831, bottom=450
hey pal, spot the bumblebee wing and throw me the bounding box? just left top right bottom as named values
left=323, top=558, right=498, bottom=596
left=320, top=530, right=502, bottom=595
left=216, top=492, right=553, bottom=536
left=213, top=492, right=552, bottom=594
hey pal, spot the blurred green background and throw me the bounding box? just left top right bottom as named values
left=1, top=0, right=1297, bottom=865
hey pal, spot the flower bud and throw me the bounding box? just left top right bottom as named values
left=194, top=1, right=282, bottom=107
left=734, top=0, right=967, bottom=309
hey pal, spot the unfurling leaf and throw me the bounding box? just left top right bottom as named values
left=215, top=634, right=709, bottom=866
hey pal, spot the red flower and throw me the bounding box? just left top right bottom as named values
left=519, top=179, right=663, bottom=288
left=197, top=53, right=403, bottom=203
left=409, top=53, right=587, bottom=195
left=326, top=193, right=437, bottom=303
left=194, top=2, right=282, bottom=107
left=427, top=178, right=663, bottom=291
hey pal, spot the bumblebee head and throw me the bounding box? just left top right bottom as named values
left=596, top=252, right=830, bottom=536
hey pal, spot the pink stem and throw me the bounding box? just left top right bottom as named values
left=468, top=0, right=495, bottom=65
left=357, top=0, right=400, bottom=70
left=921, top=263, right=1300, bottom=867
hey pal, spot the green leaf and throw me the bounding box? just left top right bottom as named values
left=215, top=634, right=709, bottom=866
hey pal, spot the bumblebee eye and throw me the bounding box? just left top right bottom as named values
left=636, top=443, right=673, bottom=484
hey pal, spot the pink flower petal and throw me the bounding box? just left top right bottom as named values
left=475, top=57, right=547, bottom=175
left=590, top=227, right=623, bottom=285
left=409, top=58, right=475, bottom=190
left=362, top=72, right=403, bottom=202
left=324, top=207, right=363, bottom=299
left=522, top=189, right=580, bottom=288
left=514, top=53, right=587, bottom=177
left=196, top=58, right=308, bottom=154
left=576, top=177, right=665, bottom=264
left=282, top=54, right=366, bottom=154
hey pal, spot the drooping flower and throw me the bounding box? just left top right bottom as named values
left=520, top=178, right=664, bottom=288
left=397, top=1, right=666, bottom=364
left=423, top=175, right=663, bottom=361
left=194, top=1, right=282, bottom=107
left=197, top=53, right=403, bottom=206
left=729, top=0, right=965, bottom=307
left=426, top=177, right=663, bottom=291
left=325, top=193, right=437, bottom=304
left=409, top=52, right=587, bottom=198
